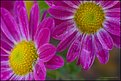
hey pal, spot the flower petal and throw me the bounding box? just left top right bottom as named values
left=110, top=33, right=120, bottom=48
left=1, top=8, right=21, bottom=43
left=1, top=69, right=13, bottom=80
left=57, top=30, right=78, bottom=52
left=15, top=1, right=29, bottom=40
left=106, top=12, right=120, bottom=19
left=94, top=35, right=109, bottom=64
left=48, top=6, right=74, bottom=20
left=1, top=31, right=14, bottom=48
left=105, top=8, right=120, bottom=12
left=0, top=30, right=14, bottom=46
left=0, top=18, right=15, bottom=44
left=99, top=1, right=119, bottom=9
left=52, top=19, right=74, bottom=40
left=1, top=1, right=15, bottom=14
left=104, top=20, right=120, bottom=36
left=70, top=1, right=81, bottom=6
left=102, top=1, right=119, bottom=10
left=77, top=35, right=95, bottom=70
left=97, top=29, right=113, bottom=50
left=1, top=54, right=9, bottom=62
left=45, top=55, right=64, bottom=70
left=38, top=44, right=56, bottom=62
left=1, top=39, right=13, bottom=52
left=28, top=72, right=34, bottom=80
left=63, top=1, right=79, bottom=8
left=34, top=28, right=50, bottom=48
left=34, top=60, right=46, bottom=80
left=45, top=0, right=55, bottom=7
left=41, top=10, right=48, bottom=21
left=67, top=35, right=82, bottom=62
left=38, top=17, right=55, bottom=31
left=29, top=3, right=40, bottom=40
left=112, top=1, right=120, bottom=8
left=1, top=61, right=10, bottom=70
left=46, top=0, right=76, bottom=11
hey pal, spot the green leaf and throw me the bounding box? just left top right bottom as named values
left=38, top=1, right=49, bottom=10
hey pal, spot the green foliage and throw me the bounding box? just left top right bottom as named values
left=47, top=49, right=83, bottom=80
left=38, top=1, right=49, bottom=10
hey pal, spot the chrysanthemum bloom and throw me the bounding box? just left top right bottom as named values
left=0, top=1, right=64, bottom=80
left=46, top=1, right=120, bottom=70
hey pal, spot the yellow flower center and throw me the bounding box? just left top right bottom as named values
left=9, top=40, right=38, bottom=76
left=74, top=2, right=105, bottom=34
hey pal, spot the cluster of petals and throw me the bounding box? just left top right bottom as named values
left=1, top=1, right=64, bottom=80
left=46, top=0, right=120, bottom=70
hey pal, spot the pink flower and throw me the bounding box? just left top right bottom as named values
left=0, top=1, right=64, bottom=80
left=46, top=0, right=120, bottom=70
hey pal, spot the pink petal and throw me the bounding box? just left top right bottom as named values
left=14, top=1, right=25, bottom=10
left=46, top=1, right=76, bottom=11
left=38, top=17, right=55, bottom=31
left=100, top=1, right=119, bottom=9
left=1, top=39, right=13, bottom=51
left=0, top=47, right=10, bottom=57
left=48, top=6, right=74, bottom=20
left=105, top=8, right=120, bottom=12
left=38, top=44, right=56, bottom=62
left=1, top=69, right=13, bottom=80
left=106, top=16, right=120, bottom=26
left=52, top=19, right=74, bottom=40
left=1, top=1, right=15, bottom=15
left=67, top=35, right=82, bottom=62
left=1, top=61, right=9, bottom=70
left=45, top=1, right=55, bottom=7
left=57, top=31, right=78, bottom=52
left=71, top=1, right=81, bottom=6
left=34, top=28, right=50, bottom=49
left=53, top=18, right=68, bottom=26
left=29, top=3, right=40, bottom=40
left=63, top=1, right=79, bottom=8
left=104, top=20, right=120, bottom=36
left=94, top=35, right=109, bottom=64
left=54, top=1, right=76, bottom=11
left=1, top=8, right=21, bottom=42
left=0, top=50, right=9, bottom=57
left=1, top=31, right=14, bottom=48
left=110, top=33, right=120, bottom=48
left=34, top=60, right=46, bottom=80
left=0, top=18, right=16, bottom=44
left=1, top=56, right=9, bottom=62
left=27, top=73, right=34, bottom=80
left=106, top=12, right=120, bottom=18
left=97, top=29, right=113, bottom=50
left=77, top=35, right=95, bottom=70
left=45, top=55, right=64, bottom=70
left=15, top=1, right=29, bottom=40
left=112, top=1, right=120, bottom=8
left=10, top=75, right=20, bottom=80
left=41, top=10, right=48, bottom=21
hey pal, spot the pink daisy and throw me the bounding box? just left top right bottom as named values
left=46, top=0, right=120, bottom=70
left=0, top=1, right=64, bottom=80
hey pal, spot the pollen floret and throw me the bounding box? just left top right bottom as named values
left=74, top=2, right=105, bottom=34
left=9, top=40, right=38, bottom=75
